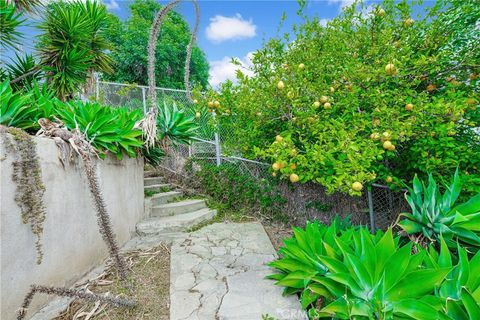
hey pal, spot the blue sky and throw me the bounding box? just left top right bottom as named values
left=104, top=0, right=354, bottom=86
left=2, top=0, right=435, bottom=87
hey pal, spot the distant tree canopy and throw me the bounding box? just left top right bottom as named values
left=104, top=0, right=209, bottom=89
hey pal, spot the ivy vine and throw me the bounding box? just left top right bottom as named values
left=1, top=126, right=46, bottom=264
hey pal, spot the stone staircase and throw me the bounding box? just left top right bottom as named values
left=136, top=171, right=217, bottom=236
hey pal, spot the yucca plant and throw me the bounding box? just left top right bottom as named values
left=0, top=0, right=25, bottom=51
left=157, top=101, right=198, bottom=146
left=55, top=101, right=143, bottom=159
left=425, top=238, right=480, bottom=319
left=309, top=228, right=451, bottom=319
left=398, top=169, right=480, bottom=252
left=267, top=217, right=353, bottom=307
left=4, top=53, right=42, bottom=91
left=38, top=0, right=112, bottom=100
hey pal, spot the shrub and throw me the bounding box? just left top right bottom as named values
left=398, top=169, right=480, bottom=252
left=209, top=0, right=479, bottom=195
left=190, top=162, right=287, bottom=221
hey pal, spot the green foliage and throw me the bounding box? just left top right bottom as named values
left=425, top=238, right=480, bottom=319
left=214, top=0, right=479, bottom=195
left=55, top=102, right=143, bottom=159
left=1, top=80, right=144, bottom=159
left=0, top=0, right=25, bottom=51
left=267, top=217, right=352, bottom=298
left=103, top=0, right=209, bottom=89
left=269, top=224, right=453, bottom=319
left=0, top=80, right=37, bottom=130
left=398, top=169, right=480, bottom=252
left=38, top=0, right=112, bottom=100
left=191, top=162, right=288, bottom=222
left=142, top=146, right=165, bottom=166
left=157, top=102, right=198, bottom=145
left=2, top=53, right=42, bottom=91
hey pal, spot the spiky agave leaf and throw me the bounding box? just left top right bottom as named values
left=314, top=228, right=451, bottom=319
left=398, top=169, right=480, bottom=252
left=157, top=101, right=198, bottom=146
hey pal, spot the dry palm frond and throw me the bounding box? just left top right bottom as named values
left=139, top=0, right=200, bottom=147
left=37, top=118, right=128, bottom=281
left=17, top=285, right=135, bottom=320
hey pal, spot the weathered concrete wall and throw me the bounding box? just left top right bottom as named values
left=0, top=133, right=144, bottom=320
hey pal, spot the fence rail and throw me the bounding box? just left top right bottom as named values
left=95, top=79, right=408, bottom=230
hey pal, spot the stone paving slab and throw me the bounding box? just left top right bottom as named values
left=170, top=222, right=305, bottom=320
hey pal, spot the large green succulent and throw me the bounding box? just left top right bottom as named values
left=157, top=101, right=198, bottom=145
left=398, top=169, right=480, bottom=252
left=55, top=101, right=143, bottom=159
left=0, top=80, right=36, bottom=130
left=425, top=238, right=480, bottom=319
left=268, top=222, right=455, bottom=319
left=267, top=217, right=353, bottom=307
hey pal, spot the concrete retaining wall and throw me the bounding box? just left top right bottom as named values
left=0, top=133, right=144, bottom=320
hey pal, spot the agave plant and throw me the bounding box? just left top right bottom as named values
left=0, top=80, right=37, bottom=130
left=310, top=228, right=451, bottom=319
left=267, top=217, right=353, bottom=307
left=398, top=170, right=480, bottom=252
left=425, top=237, right=480, bottom=319
left=55, top=101, right=143, bottom=159
left=157, top=101, right=198, bottom=146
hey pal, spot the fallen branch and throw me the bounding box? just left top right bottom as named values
left=17, top=285, right=135, bottom=320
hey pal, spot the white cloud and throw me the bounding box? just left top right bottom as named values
left=209, top=52, right=255, bottom=88
left=327, top=0, right=355, bottom=8
left=104, top=0, right=119, bottom=11
left=206, top=14, right=256, bottom=43
left=318, top=18, right=330, bottom=27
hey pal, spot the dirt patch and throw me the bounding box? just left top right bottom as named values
left=54, top=245, right=170, bottom=320
left=263, top=223, right=293, bottom=251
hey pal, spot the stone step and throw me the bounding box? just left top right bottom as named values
left=151, top=199, right=207, bottom=217
left=150, top=191, right=183, bottom=206
left=144, top=176, right=164, bottom=186
left=144, top=170, right=156, bottom=177
left=136, top=208, right=217, bottom=236
left=144, top=183, right=170, bottom=193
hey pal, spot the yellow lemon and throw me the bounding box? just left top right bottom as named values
left=272, top=162, right=281, bottom=171
left=277, top=81, right=285, bottom=90
left=383, top=140, right=393, bottom=150
left=385, top=63, right=397, bottom=75
left=352, top=182, right=363, bottom=191
left=290, top=174, right=300, bottom=183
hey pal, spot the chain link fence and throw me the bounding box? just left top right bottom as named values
left=96, top=79, right=409, bottom=230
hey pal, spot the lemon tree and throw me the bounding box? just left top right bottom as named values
left=204, top=0, right=480, bottom=195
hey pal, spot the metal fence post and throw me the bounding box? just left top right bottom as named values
left=367, top=186, right=376, bottom=233
left=141, top=87, right=147, bottom=115
left=95, top=73, right=99, bottom=101
left=212, top=112, right=221, bottom=166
